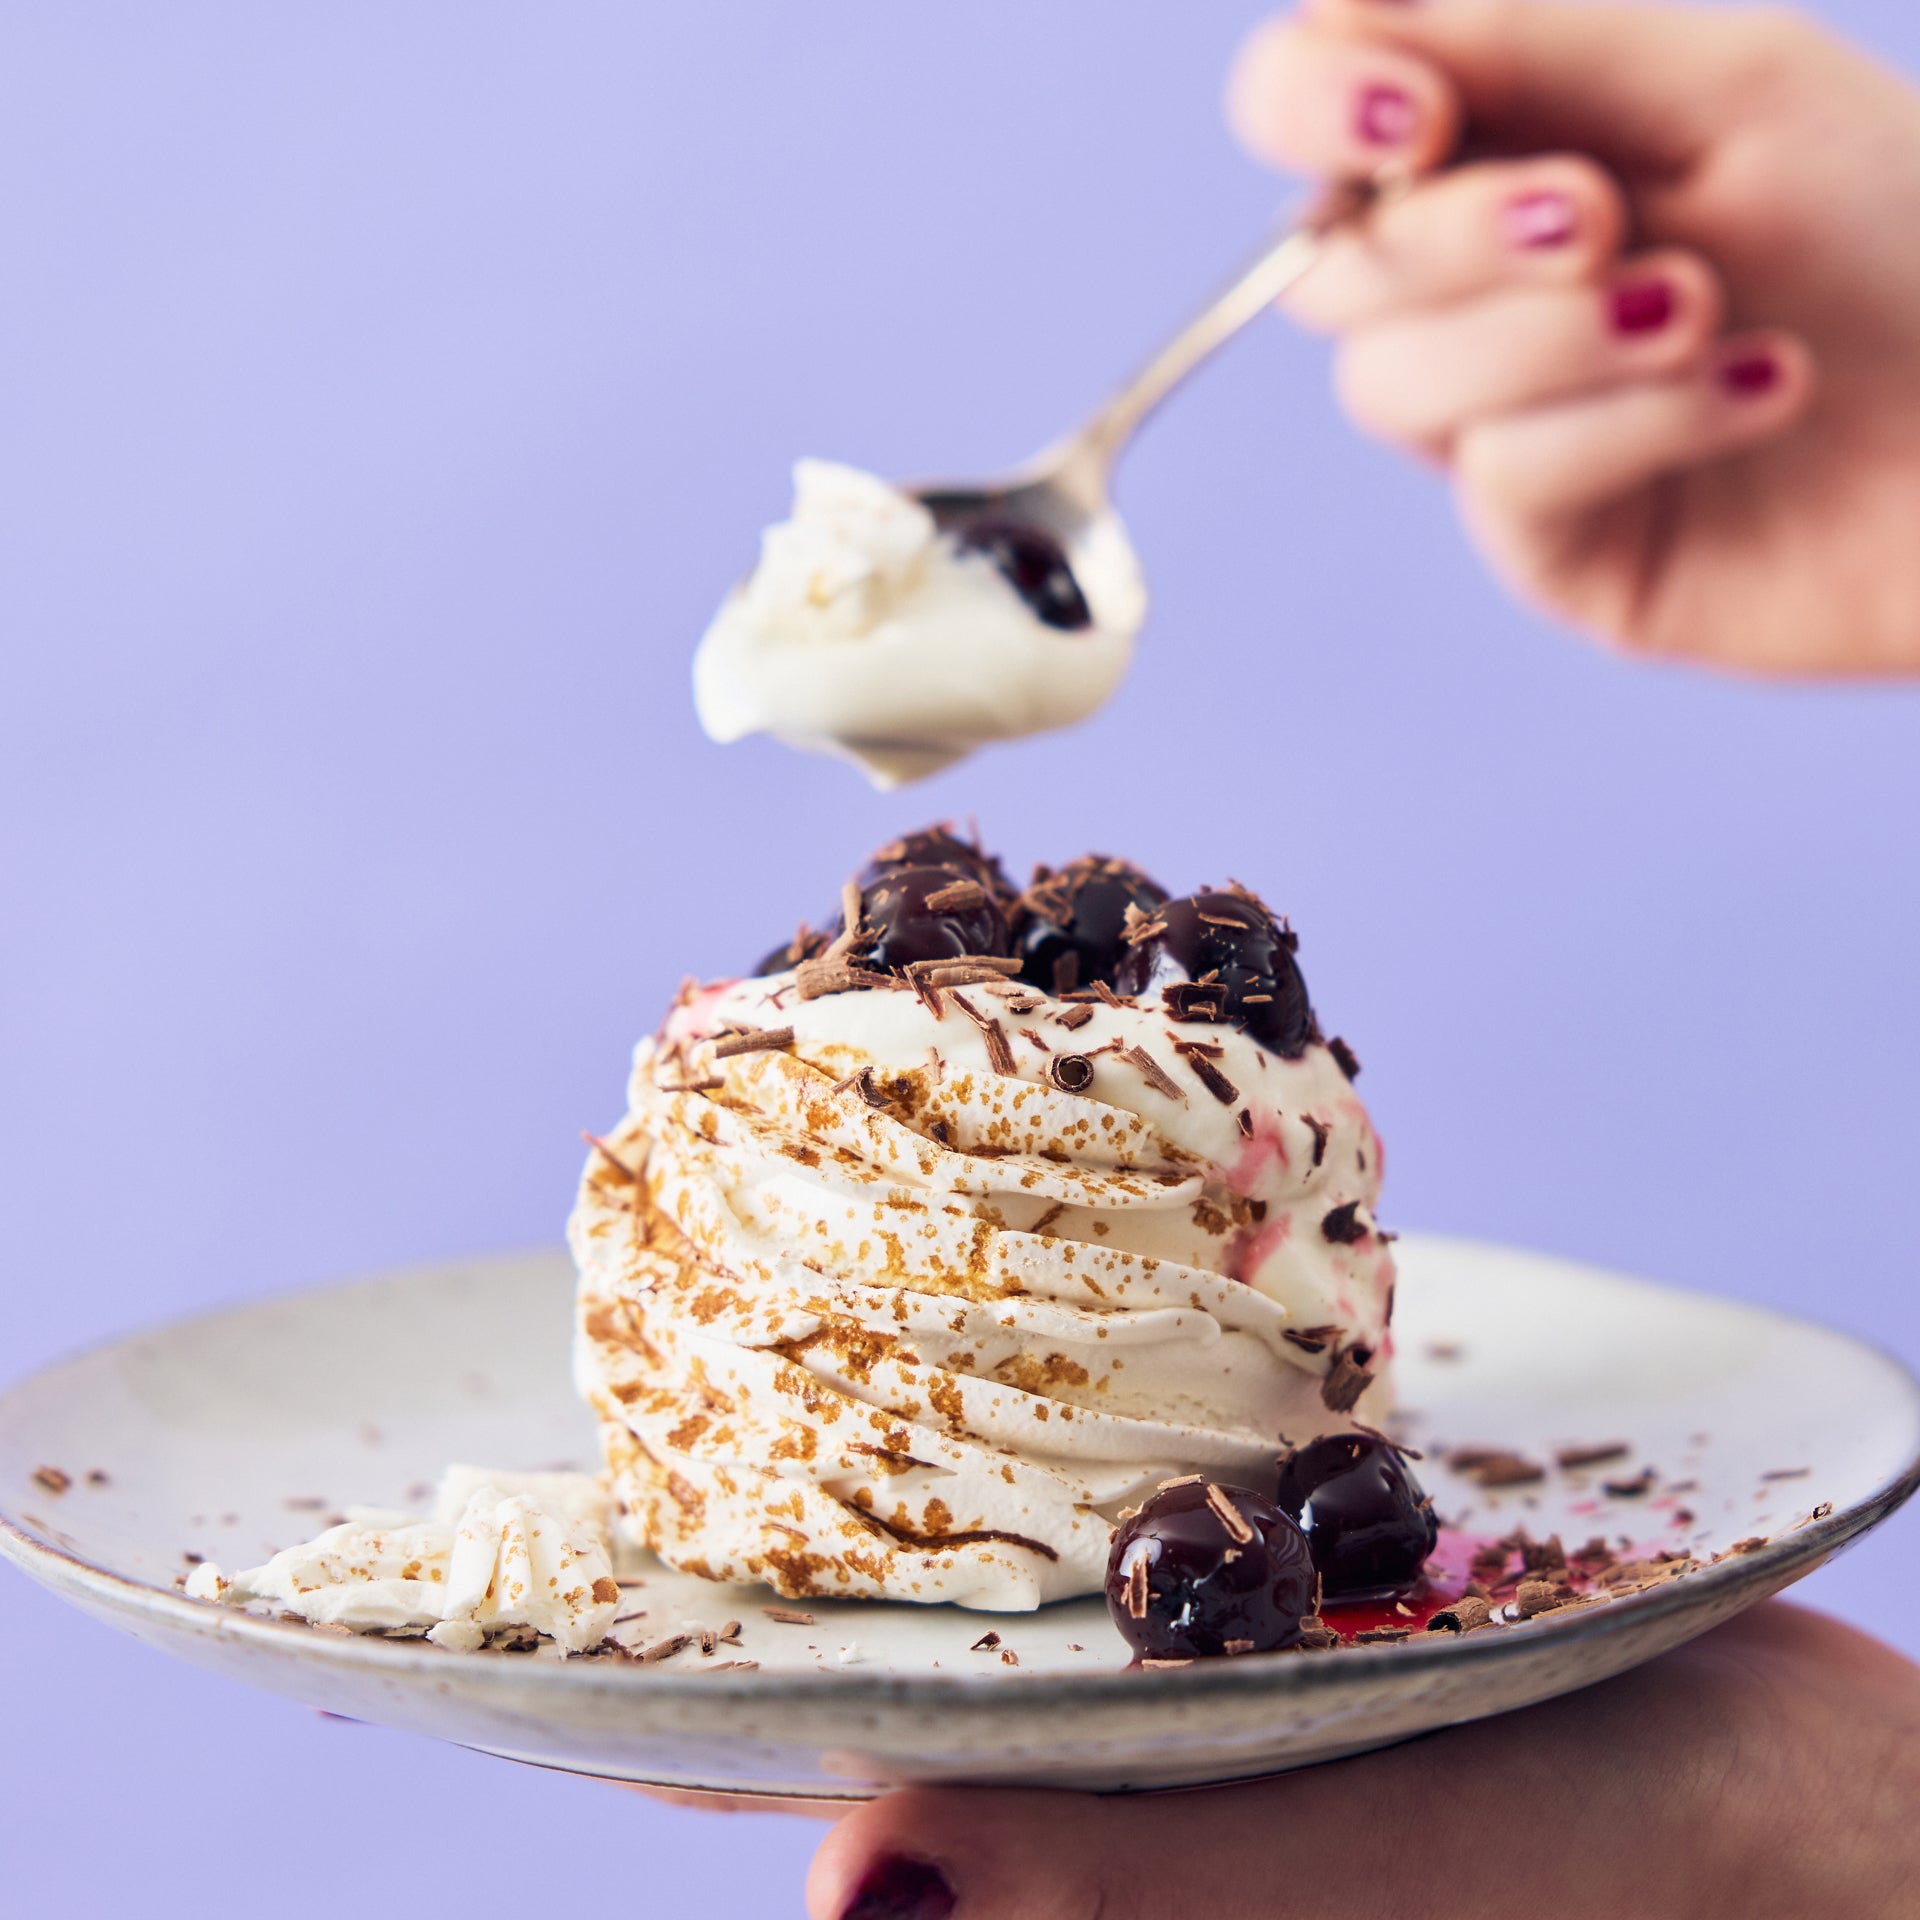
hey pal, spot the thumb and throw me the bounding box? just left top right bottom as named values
left=1298, top=0, right=1787, bottom=174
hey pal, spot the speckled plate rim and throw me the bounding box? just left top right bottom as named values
left=4, top=1240, right=1918, bottom=1721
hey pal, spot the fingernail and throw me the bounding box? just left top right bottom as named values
left=1355, top=83, right=1418, bottom=147
left=1502, top=191, right=1578, bottom=250
left=1721, top=351, right=1780, bottom=396
left=840, top=1856, right=957, bottom=1920
left=1611, top=279, right=1675, bottom=335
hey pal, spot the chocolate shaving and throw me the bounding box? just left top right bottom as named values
left=1053, top=1003, right=1095, bottom=1031
left=1295, top=1618, right=1339, bottom=1651
left=1161, top=980, right=1228, bottom=1024
left=1048, top=1053, right=1095, bottom=1093
left=1515, top=1577, right=1579, bottom=1619
left=905, top=954, right=1020, bottom=977
left=925, top=963, right=1028, bottom=989
left=795, top=959, right=893, bottom=999
left=1302, top=1116, right=1332, bottom=1167
left=832, top=1063, right=887, bottom=1107
left=1235, top=1108, right=1254, bottom=1138
left=924, top=879, right=988, bottom=914
left=1356, top=1626, right=1410, bottom=1643
left=1320, top=1201, right=1368, bottom=1245
left=1555, top=1442, right=1630, bottom=1471
left=1204, top=1483, right=1255, bottom=1544
left=581, top=1133, right=638, bottom=1182
left=1427, top=1595, right=1495, bottom=1634
left=910, top=973, right=945, bottom=1018
left=949, top=992, right=1017, bottom=1075
left=1282, top=1324, right=1340, bottom=1355
left=657, top=1074, right=726, bottom=1094
left=31, top=1466, right=71, bottom=1496
left=1320, top=1344, right=1374, bottom=1414
left=1139, top=1657, right=1194, bottom=1670
left=761, top=1607, right=814, bottom=1626
left=1812, top=1502, right=1833, bottom=1521
left=1118, top=1044, right=1184, bottom=1101
left=1448, top=1448, right=1547, bottom=1487
left=1172, top=1043, right=1239, bottom=1105
left=712, top=1026, right=795, bottom=1060
left=1125, top=1553, right=1150, bottom=1620
left=971, top=1630, right=1002, bottom=1651
left=1761, top=1467, right=1811, bottom=1481
left=1602, top=1469, right=1657, bottom=1498
left=637, top=1633, right=692, bottom=1664
left=1728, top=1537, right=1767, bottom=1555
left=1327, top=1036, right=1361, bottom=1080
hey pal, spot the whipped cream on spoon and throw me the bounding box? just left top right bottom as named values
left=693, top=180, right=1389, bottom=787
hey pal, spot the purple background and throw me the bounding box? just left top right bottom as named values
left=6, top=3, right=1920, bottom=1910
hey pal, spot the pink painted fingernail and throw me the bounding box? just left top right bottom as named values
left=1502, top=191, right=1578, bottom=250
left=1355, top=83, right=1418, bottom=147
left=840, top=1857, right=956, bottom=1920
left=1611, top=279, right=1675, bottom=335
left=1721, top=352, right=1780, bottom=396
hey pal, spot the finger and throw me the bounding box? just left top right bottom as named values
left=1456, top=329, right=1817, bottom=567
left=1300, top=0, right=1813, bottom=172
left=1287, top=152, right=1628, bottom=333
left=1227, top=16, right=1460, bottom=179
left=806, top=1786, right=1111, bottom=1920
left=1336, top=248, right=1724, bottom=451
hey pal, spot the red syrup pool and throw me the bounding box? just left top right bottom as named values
left=1319, top=1526, right=1481, bottom=1641
left=1318, top=1525, right=1693, bottom=1643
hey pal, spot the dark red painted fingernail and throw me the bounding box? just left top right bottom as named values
left=1721, top=352, right=1780, bottom=396
left=1611, top=279, right=1675, bottom=334
left=1355, top=83, right=1418, bottom=147
left=1502, top=191, right=1578, bottom=250
left=840, top=1856, right=957, bottom=1920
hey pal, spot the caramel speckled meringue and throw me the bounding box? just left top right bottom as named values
left=571, top=948, right=1395, bottom=1612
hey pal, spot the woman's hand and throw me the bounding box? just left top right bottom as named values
left=1227, top=0, right=1920, bottom=676
left=805, top=1601, right=1920, bottom=1918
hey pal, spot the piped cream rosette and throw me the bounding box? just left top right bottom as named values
left=571, top=970, right=1395, bottom=1611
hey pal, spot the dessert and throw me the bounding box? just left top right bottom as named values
left=691, top=461, right=1146, bottom=787
left=571, top=826, right=1408, bottom=1617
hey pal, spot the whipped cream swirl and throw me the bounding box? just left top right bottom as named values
left=572, top=966, right=1394, bottom=1612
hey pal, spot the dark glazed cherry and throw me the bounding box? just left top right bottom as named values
left=1014, top=856, right=1168, bottom=995
left=954, top=518, right=1093, bottom=631
left=1113, top=890, right=1316, bottom=1057
left=751, top=925, right=828, bottom=977
left=858, top=826, right=1016, bottom=905
left=1105, top=1479, right=1317, bottom=1659
left=1275, top=1431, right=1439, bottom=1603
left=857, top=863, right=1010, bottom=973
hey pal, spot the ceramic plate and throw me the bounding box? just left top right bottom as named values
left=3, top=1237, right=1916, bottom=1797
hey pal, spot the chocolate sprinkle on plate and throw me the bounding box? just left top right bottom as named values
left=1555, top=1442, right=1631, bottom=1471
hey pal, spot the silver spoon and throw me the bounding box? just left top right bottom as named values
left=913, top=175, right=1395, bottom=551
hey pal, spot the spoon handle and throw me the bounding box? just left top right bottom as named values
left=1062, top=176, right=1392, bottom=485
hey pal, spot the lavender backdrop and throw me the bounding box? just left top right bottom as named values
left=6, top=3, right=1919, bottom=1911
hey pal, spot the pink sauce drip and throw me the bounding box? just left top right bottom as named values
left=663, top=978, right=740, bottom=1042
